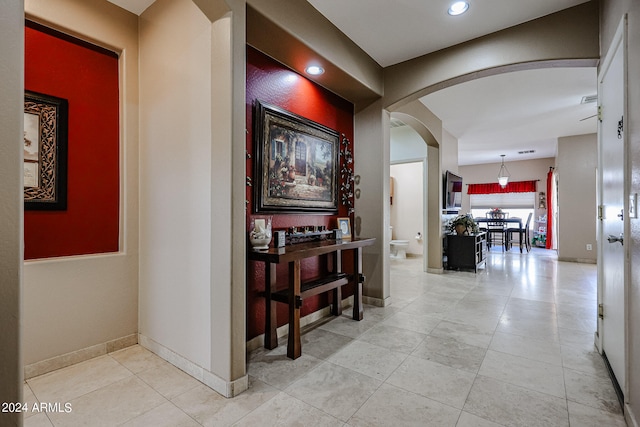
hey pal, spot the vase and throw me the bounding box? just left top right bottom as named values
left=250, top=217, right=272, bottom=250
left=455, top=224, right=467, bottom=235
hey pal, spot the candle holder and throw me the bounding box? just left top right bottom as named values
left=249, top=216, right=272, bottom=250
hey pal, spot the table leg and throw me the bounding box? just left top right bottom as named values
left=332, top=250, right=343, bottom=316
left=264, top=262, right=278, bottom=350
left=353, top=247, right=364, bottom=321
left=287, top=260, right=302, bottom=359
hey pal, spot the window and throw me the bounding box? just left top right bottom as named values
left=470, top=192, right=535, bottom=230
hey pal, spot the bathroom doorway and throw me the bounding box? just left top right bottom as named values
left=390, top=160, right=426, bottom=259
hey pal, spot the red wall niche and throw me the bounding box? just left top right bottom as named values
left=24, top=22, right=119, bottom=260
left=246, top=46, right=355, bottom=340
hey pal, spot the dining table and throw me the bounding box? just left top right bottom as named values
left=474, top=217, right=525, bottom=252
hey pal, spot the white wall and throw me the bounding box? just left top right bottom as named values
left=556, top=133, right=597, bottom=262
left=390, top=125, right=426, bottom=162
left=390, top=162, right=423, bottom=255
left=0, top=0, right=25, bottom=415
left=441, top=128, right=459, bottom=174
left=139, top=0, right=214, bottom=373
left=138, top=0, right=247, bottom=395
left=23, top=0, right=139, bottom=367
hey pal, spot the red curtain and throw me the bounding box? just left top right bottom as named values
left=546, top=169, right=553, bottom=249
left=467, top=180, right=537, bottom=194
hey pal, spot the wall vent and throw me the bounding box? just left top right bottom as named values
left=518, top=150, right=536, bottom=155
left=581, top=94, right=598, bottom=104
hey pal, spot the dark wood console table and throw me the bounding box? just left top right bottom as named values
left=248, top=238, right=375, bottom=359
left=446, top=232, right=486, bottom=272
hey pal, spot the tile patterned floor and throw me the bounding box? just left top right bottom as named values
left=24, top=249, right=627, bottom=426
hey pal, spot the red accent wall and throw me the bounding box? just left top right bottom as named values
left=24, top=23, right=120, bottom=260
left=246, top=46, right=355, bottom=339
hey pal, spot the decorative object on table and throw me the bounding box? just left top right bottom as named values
left=337, top=217, right=352, bottom=241
left=23, top=91, right=68, bottom=210
left=253, top=100, right=339, bottom=213
left=332, top=229, right=342, bottom=240
left=340, top=134, right=355, bottom=215
left=447, top=214, right=479, bottom=235
left=273, top=230, right=286, bottom=248
left=249, top=217, right=272, bottom=250
left=286, top=228, right=332, bottom=245
left=538, top=191, right=546, bottom=209
left=497, top=154, right=510, bottom=187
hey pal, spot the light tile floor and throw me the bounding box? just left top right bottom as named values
left=24, top=249, right=627, bottom=426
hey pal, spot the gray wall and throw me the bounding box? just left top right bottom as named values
left=556, top=133, right=597, bottom=263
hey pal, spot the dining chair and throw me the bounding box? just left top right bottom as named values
left=506, top=212, right=532, bottom=253
left=485, top=211, right=507, bottom=250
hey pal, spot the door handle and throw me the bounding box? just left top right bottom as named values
left=607, top=234, right=624, bottom=245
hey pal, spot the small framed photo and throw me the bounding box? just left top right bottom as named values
left=337, top=217, right=352, bottom=241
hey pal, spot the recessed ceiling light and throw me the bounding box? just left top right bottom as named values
left=305, top=65, right=324, bottom=76
left=448, top=1, right=469, bottom=16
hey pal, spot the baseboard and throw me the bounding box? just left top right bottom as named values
left=246, top=296, right=355, bottom=353
left=427, top=267, right=444, bottom=274
left=625, top=403, right=639, bottom=427
left=601, top=351, right=625, bottom=414
left=24, top=333, right=138, bottom=379
left=557, top=257, right=596, bottom=264
left=138, top=334, right=248, bottom=398
left=362, top=295, right=390, bottom=307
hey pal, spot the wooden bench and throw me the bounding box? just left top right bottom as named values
left=248, top=238, right=375, bottom=359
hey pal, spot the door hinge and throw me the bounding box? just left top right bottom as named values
left=598, top=205, right=604, bottom=220
left=598, top=303, right=604, bottom=319
left=598, top=105, right=603, bottom=122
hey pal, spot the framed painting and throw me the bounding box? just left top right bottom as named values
left=23, top=91, right=68, bottom=210
left=253, top=100, right=339, bottom=213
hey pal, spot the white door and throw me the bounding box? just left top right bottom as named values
left=598, top=18, right=626, bottom=392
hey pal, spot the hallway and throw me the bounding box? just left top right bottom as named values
left=23, top=250, right=625, bottom=426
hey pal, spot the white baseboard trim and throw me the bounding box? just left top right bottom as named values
left=362, top=295, right=390, bottom=307
left=246, top=296, right=356, bottom=353
left=557, top=257, right=597, bottom=264
left=24, top=333, right=138, bottom=379
left=427, top=267, right=444, bottom=274
left=138, top=334, right=248, bottom=398
left=626, top=404, right=639, bottom=427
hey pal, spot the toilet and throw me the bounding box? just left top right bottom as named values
left=390, top=240, right=410, bottom=258
left=389, top=226, right=410, bottom=258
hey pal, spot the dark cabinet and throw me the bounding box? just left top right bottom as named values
left=446, top=232, right=486, bottom=272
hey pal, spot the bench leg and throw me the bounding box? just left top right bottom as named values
left=287, top=260, right=302, bottom=359
left=264, top=262, right=278, bottom=350
left=353, top=247, right=364, bottom=321
left=331, top=287, right=342, bottom=315
left=332, top=250, right=343, bottom=315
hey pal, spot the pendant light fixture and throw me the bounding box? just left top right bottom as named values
left=497, top=154, right=510, bottom=187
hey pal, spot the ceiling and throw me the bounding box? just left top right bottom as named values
left=306, top=0, right=597, bottom=166
left=108, top=0, right=597, bottom=166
